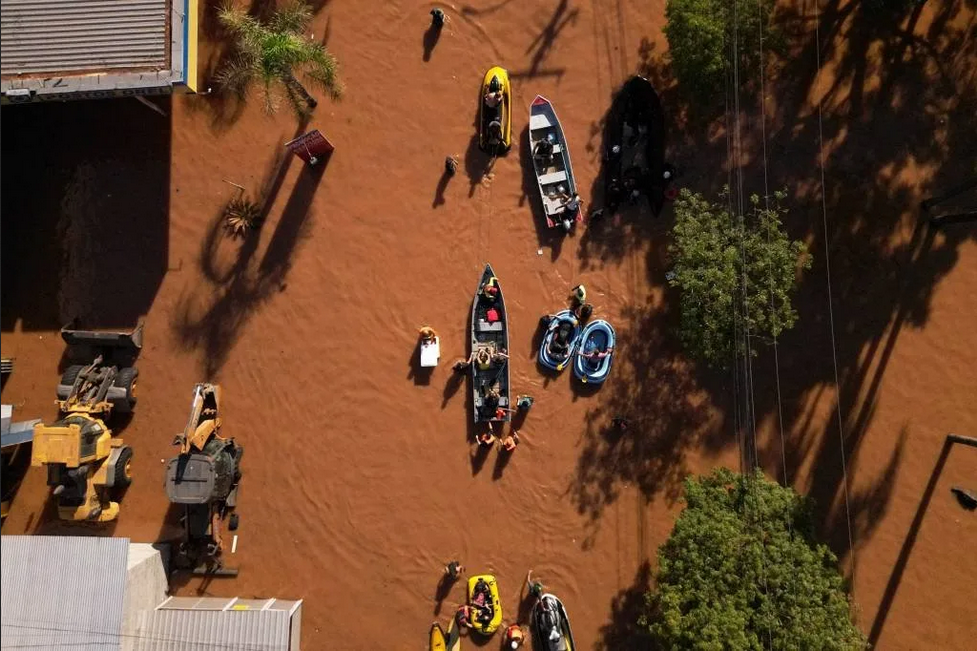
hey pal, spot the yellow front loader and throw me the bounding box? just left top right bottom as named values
left=30, top=324, right=141, bottom=522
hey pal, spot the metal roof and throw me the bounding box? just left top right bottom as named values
left=133, top=609, right=291, bottom=651
left=1, top=535, right=129, bottom=651
left=0, top=0, right=168, bottom=76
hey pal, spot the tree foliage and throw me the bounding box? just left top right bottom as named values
left=664, top=0, right=775, bottom=101
left=668, top=188, right=810, bottom=365
left=642, top=469, right=867, bottom=650
left=217, top=2, right=342, bottom=115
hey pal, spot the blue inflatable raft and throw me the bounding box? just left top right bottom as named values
left=538, top=310, right=581, bottom=372
left=573, top=320, right=615, bottom=384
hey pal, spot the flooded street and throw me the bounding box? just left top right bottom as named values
left=2, top=0, right=975, bottom=648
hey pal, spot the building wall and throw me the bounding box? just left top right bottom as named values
left=121, top=544, right=168, bottom=651
left=289, top=602, right=302, bottom=651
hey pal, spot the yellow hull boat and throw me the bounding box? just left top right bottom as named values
left=479, top=67, right=512, bottom=155
left=467, top=574, right=503, bottom=635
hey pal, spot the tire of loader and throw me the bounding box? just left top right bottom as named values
left=112, top=367, right=138, bottom=413
left=113, top=446, right=134, bottom=488
left=229, top=513, right=240, bottom=531
left=60, top=365, right=86, bottom=388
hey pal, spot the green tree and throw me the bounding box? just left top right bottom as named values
left=642, top=469, right=867, bottom=650
left=664, top=0, right=774, bottom=101
left=218, top=2, right=342, bottom=114
left=668, top=188, right=810, bottom=365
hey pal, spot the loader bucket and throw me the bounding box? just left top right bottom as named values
left=60, top=324, right=144, bottom=350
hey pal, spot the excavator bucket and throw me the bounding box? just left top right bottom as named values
left=61, top=324, right=144, bottom=350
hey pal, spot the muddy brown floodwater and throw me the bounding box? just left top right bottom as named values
left=2, top=0, right=976, bottom=649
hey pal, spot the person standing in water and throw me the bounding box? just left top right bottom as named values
left=501, top=430, right=520, bottom=452
left=570, top=284, right=587, bottom=307
left=504, top=624, right=526, bottom=649
left=430, top=8, right=446, bottom=28
left=445, top=560, right=464, bottom=580
left=445, top=155, right=458, bottom=176
left=526, top=570, right=544, bottom=599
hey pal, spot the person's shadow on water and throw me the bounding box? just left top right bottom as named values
left=433, top=165, right=455, bottom=208
left=423, top=23, right=442, bottom=61
left=434, top=572, right=457, bottom=615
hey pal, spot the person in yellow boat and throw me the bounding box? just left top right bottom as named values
left=487, top=119, right=504, bottom=147
left=471, top=577, right=494, bottom=625
left=484, top=77, right=503, bottom=108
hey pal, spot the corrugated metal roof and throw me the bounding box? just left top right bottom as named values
left=134, top=609, right=291, bottom=651
left=0, top=0, right=168, bottom=76
left=1, top=535, right=129, bottom=651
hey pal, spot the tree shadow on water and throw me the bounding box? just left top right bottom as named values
left=744, top=0, right=977, bottom=576
left=569, top=295, right=729, bottom=547
left=524, top=0, right=579, bottom=79
left=621, top=0, right=977, bottom=582
left=595, top=561, right=654, bottom=651
left=172, top=136, right=328, bottom=379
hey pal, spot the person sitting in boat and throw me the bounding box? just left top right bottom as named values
left=484, top=77, right=503, bottom=108
left=473, top=578, right=491, bottom=603
left=549, top=319, right=577, bottom=356
left=461, top=346, right=492, bottom=370
left=556, top=191, right=582, bottom=231
left=487, top=119, right=504, bottom=147
left=533, top=138, right=554, bottom=167
left=477, top=606, right=494, bottom=626
left=481, top=382, right=502, bottom=417
left=481, top=276, right=500, bottom=301
left=580, top=347, right=612, bottom=360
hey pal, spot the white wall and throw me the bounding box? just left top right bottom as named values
left=121, top=544, right=169, bottom=651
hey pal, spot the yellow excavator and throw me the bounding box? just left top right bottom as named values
left=30, top=325, right=141, bottom=522
left=166, top=383, right=243, bottom=576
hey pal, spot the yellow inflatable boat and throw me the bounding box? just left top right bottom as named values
left=467, top=574, right=503, bottom=635
left=479, top=67, right=512, bottom=155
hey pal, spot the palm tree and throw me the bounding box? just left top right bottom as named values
left=217, top=2, right=342, bottom=114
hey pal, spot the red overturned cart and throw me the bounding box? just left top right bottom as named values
left=285, top=129, right=334, bottom=166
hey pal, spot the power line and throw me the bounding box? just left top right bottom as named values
left=729, top=2, right=772, bottom=649
left=812, top=0, right=857, bottom=589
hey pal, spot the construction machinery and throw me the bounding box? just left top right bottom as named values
left=166, top=383, right=243, bottom=576
left=30, top=325, right=141, bottom=522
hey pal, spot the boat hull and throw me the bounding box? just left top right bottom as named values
left=529, top=95, right=579, bottom=229
left=538, top=310, right=581, bottom=372
left=470, top=264, right=510, bottom=423
left=479, top=67, right=512, bottom=155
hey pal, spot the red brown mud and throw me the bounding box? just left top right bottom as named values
left=1, top=0, right=975, bottom=648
